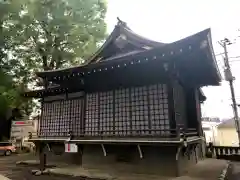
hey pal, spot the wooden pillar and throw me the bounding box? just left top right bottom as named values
left=168, top=83, right=176, bottom=135
left=193, top=88, right=203, bottom=136
left=39, top=142, right=46, bottom=171
left=175, top=146, right=182, bottom=176
left=166, top=62, right=176, bottom=137
left=185, top=87, right=202, bottom=135
left=194, top=144, right=198, bottom=163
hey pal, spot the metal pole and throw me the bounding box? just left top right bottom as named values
left=220, top=39, right=240, bottom=146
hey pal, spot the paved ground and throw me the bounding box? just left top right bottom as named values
left=0, top=154, right=237, bottom=180
left=231, top=162, right=240, bottom=180
left=0, top=154, right=84, bottom=180
left=44, top=159, right=228, bottom=180
left=171, top=159, right=228, bottom=180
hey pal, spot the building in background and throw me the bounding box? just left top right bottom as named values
left=202, top=117, right=220, bottom=145
left=216, top=119, right=239, bottom=147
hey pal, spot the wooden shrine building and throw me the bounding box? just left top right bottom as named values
left=24, top=19, right=221, bottom=177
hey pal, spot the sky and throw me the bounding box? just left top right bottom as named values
left=105, top=0, right=240, bottom=119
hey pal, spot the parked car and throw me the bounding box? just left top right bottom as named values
left=0, top=142, right=16, bottom=156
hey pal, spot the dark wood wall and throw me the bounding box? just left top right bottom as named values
left=185, top=87, right=202, bottom=135
left=38, top=61, right=200, bottom=138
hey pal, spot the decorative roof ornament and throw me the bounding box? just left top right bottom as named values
left=117, top=17, right=127, bottom=27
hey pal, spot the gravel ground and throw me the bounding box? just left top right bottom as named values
left=0, top=154, right=86, bottom=180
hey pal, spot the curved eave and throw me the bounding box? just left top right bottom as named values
left=122, top=26, right=165, bottom=48
left=22, top=89, right=46, bottom=98
left=206, top=30, right=222, bottom=82
left=36, top=25, right=119, bottom=78
left=35, top=28, right=221, bottom=87
left=36, top=23, right=164, bottom=79
left=22, top=87, right=67, bottom=98
left=89, top=28, right=221, bottom=86
left=87, top=25, right=119, bottom=64
left=23, top=86, right=85, bottom=98
left=36, top=66, right=85, bottom=80
left=88, top=22, right=165, bottom=64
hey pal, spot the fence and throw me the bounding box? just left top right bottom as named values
left=206, top=145, right=240, bottom=161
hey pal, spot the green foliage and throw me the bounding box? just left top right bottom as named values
left=0, top=0, right=107, bottom=118
left=15, top=0, right=107, bottom=70
left=0, top=0, right=25, bottom=116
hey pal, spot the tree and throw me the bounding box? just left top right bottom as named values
left=15, top=0, right=107, bottom=72
left=0, top=0, right=28, bottom=117
left=0, top=0, right=107, bottom=118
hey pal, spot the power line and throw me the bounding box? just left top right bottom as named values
left=229, top=56, right=240, bottom=59
left=215, top=52, right=225, bottom=56
left=229, top=60, right=240, bottom=63
left=217, top=59, right=240, bottom=63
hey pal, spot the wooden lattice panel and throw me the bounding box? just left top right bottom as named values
left=149, top=84, right=170, bottom=136
left=84, top=83, right=170, bottom=137
left=49, top=101, right=59, bottom=136
left=115, top=88, right=131, bottom=135
left=71, top=98, right=83, bottom=136
left=59, top=100, right=71, bottom=136
left=39, top=102, right=50, bottom=137
left=85, top=93, right=99, bottom=135
left=99, top=91, right=114, bottom=135
left=39, top=93, right=84, bottom=138
left=131, top=86, right=149, bottom=135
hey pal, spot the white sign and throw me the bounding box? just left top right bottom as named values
left=65, top=143, right=78, bottom=153
left=12, top=120, right=33, bottom=126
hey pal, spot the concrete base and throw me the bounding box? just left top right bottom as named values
left=41, top=144, right=200, bottom=177
left=43, top=144, right=82, bottom=165
left=82, top=145, right=198, bottom=177
left=41, top=143, right=202, bottom=177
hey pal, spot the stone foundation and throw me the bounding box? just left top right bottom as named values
left=42, top=143, right=82, bottom=165
left=82, top=145, right=178, bottom=176
left=41, top=143, right=203, bottom=177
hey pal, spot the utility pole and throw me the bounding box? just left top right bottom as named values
left=219, top=38, right=240, bottom=146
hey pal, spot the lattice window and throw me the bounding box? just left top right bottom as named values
left=99, top=91, right=114, bottom=136
left=39, top=100, right=70, bottom=137
left=39, top=92, right=85, bottom=138
left=131, top=86, right=149, bottom=135
left=85, top=93, right=99, bottom=136
left=50, top=101, right=60, bottom=136
left=58, top=100, right=64, bottom=136
left=115, top=88, right=131, bottom=136
left=149, top=84, right=170, bottom=136
left=84, top=84, right=171, bottom=137
left=60, top=100, right=71, bottom=136
left=39, top=103, right=50, bottom=137
left=71, top=99, right=83, bottom=136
